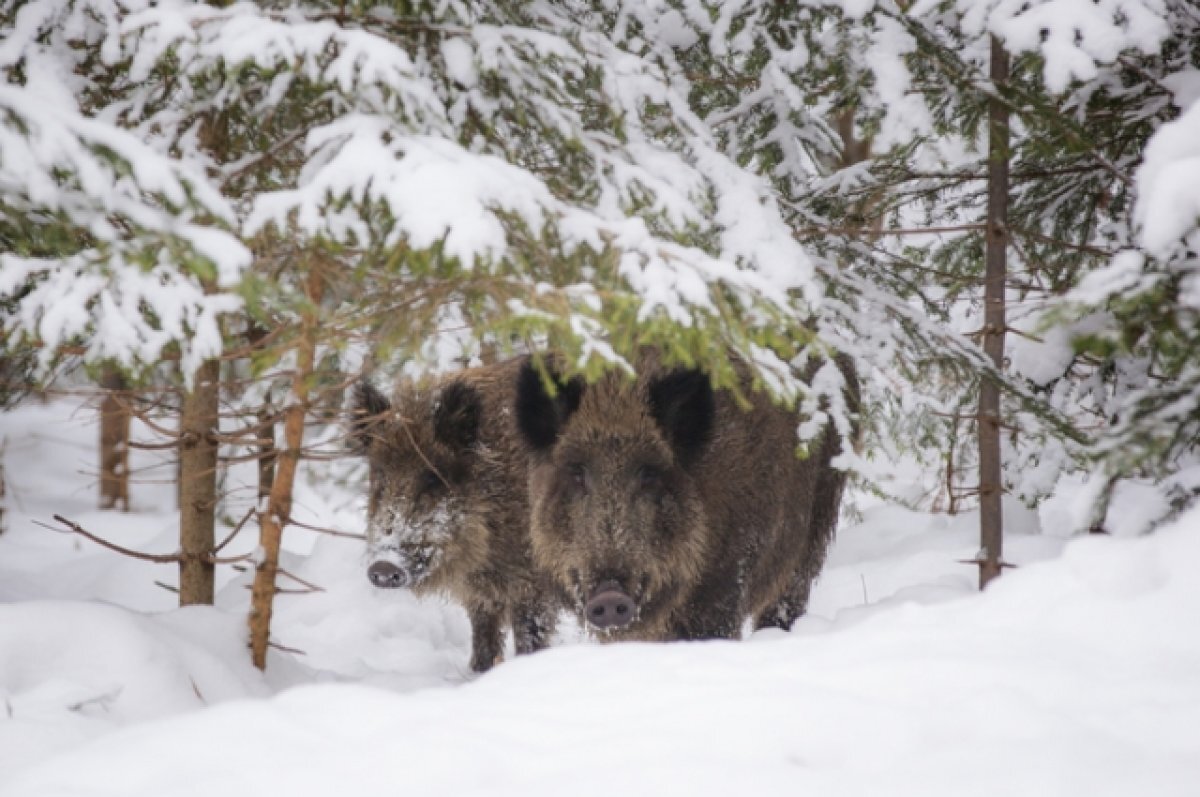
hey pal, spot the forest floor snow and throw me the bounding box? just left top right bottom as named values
left=0, top=396, right=1197, bottom=795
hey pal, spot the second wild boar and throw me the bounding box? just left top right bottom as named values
left=350, top=358, right=558, bottom=672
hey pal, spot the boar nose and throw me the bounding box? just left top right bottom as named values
left=585, top=581, right=636, bottom=629
left=367, top=560, right=408, bottom=589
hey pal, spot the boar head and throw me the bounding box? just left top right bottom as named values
left=350, top=378, right=491, bottom=593
left=515, top=361, right=714, bottom=638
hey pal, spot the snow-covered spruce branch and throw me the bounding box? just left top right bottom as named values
left=816, top=260, right=1089, bottom=447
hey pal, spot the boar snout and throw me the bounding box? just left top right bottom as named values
left=367, top=560, right=409, bottom=589
left=585, top=581, right=637, bottom=630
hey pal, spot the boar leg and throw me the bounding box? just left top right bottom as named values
left=756, top=444, right=847, bottom=632
left=754, top=569, right=813, bottom=631
left=670, top=573, right=743, bottom=641
left=511, top=598, right=557, bottom=655
left=468, top=603, right=506, bottom=673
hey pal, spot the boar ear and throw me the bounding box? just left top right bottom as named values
left=515, top=359, right=584, bottom=451
left=434, top=381, right=483, bottom=451
left=349, top=380, right=391, bottom=453
left=648, top=369, right=714, bottom=465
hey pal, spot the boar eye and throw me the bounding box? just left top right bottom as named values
left=420, top=469, right=446, bottom=494
left=637, top=465, right=663, bottom=492
left=566, top=462, right=588, bottom=492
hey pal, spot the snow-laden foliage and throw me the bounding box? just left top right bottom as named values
left=1055, top=16, right=1200, bottom=519
left=1135, top=101, right=1200, bottom=256
left=0, top=1, right=250, bottom=377
left=608, top=0, right=1198, bottom=523
left=3, top=0, right=854, bottom=423
left=4, top=0, right=1196, bottom=525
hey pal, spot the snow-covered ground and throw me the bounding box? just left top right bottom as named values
left=0, top=394, right=1197, bottom=795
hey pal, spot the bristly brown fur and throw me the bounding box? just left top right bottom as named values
left=515, top=351, right=859, bottom=641
left=353, top=357, right=561, bottom=672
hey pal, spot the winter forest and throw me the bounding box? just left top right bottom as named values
left=1, top=0, right=1198, bottom=793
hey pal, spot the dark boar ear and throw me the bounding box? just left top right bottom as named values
left=350, top=380, right=391, bottom=453
left=515, top=359, right=584, bottom=451
left=433, top=381, right=483, bottom=451
left=648, top=369, right=714, bottom=465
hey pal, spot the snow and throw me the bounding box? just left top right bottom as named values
left=1134, top=100, right=1200, bottom=257
left=1, top=393, right=1197, bottom=794
left=1006, top=309, right=1076, bottom=387
left=440, top=36, right=478, bottom=90
left=991, top=0, right=1170, bottom=92
left=249, top=122, right=556, bottom=265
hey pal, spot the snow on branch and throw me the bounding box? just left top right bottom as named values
left=1133, top=101, right=1200, bottom=259
left=0, top=250, right=242, bottom=377
left=986, top=0, right=1171, bottom=92
left=0, top=80, right=244, bottom=268
left=123, top=1, right=449, bottom=125
left=836, top=0, right=1173, bottom=93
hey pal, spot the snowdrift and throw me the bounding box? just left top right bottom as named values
left=2, top=515, right=1197, bottom=796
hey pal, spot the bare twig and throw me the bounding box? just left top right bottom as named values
left=957, top=557, right=1017, bottom=570
left=39, top=515, right=181, bottom=563
left=1010, top=226, right=1114, bottom=257
left=41, top=514, right=253, bottom=566
left=190, top=678, right=206, bottom=705
left=213, top=506, right=257, bottom=554
left=278, top=567, right=325, bottom=593
left=126, top=406, right=184, bottom=439
left=68, top=688, right=122, bottom=713
left=127, top=439, right=184, bottom=451
left=930, top=410, right=1019, bottom=432
left=793, top=222, right=986, bottom=238
left=207, top=550, right=253, bottom=565
left=284, top=516, right=367, bottom=540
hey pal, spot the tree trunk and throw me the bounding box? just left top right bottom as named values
left=178, top=359, right=220, bottom=605
left=99, top=365, right=131, bottom=511
left=257, top=402, right=276, bottom=503
left=245, top=324, right=277, bottom=503
left=0, top=444, right=6, bottom=535
left=978, top=35, right=1010, bottom=589
left=831, top=109, right=888, bottom=239
left=249, top=269, right=323, bottom=670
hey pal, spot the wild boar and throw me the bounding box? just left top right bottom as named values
left=350, top=358, right=559, bottom=672
left=514, top=353, right=856, bottom=640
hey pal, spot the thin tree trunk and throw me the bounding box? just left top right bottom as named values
left=978, top=35, right=1010, bottom=589
left=0, top=442, right=6, bottom=535
left=833, top=109, right=883, bottom=238
left=245, top=324, right=277, bottom=503
left=258, top=402, right=276, bottom=503
left=99, top=366, right=131, bottom=511
left=249, top=270, right=323, bottom=670
left=178, top=359, right=220, bottom=605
